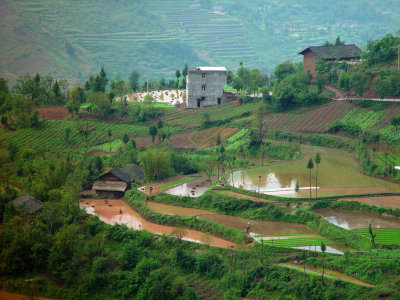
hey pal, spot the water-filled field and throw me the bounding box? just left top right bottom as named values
left=80, top=199, right=235, bottom=248
left=313, top=208, right=400, bottom=230
left=229, top=146, right=400, bottom=197
left=164, top=178, right=211, bottom=197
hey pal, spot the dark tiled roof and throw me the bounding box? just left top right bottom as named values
left=12, top=193, right=43, bottom=214
left=109, top=163, right=144, bottom=183
left=93, top=181, right=127, bottom=192
left=299, top=44, right=362, bottom=60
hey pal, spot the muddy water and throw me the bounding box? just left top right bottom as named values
left=80, top=199, right=235, bottom=248
left=229, top=170, right=310, bottom=195
left=164, top=178, right=211, bottom=197
left=314, top=208, right=400, bottom=230
left=148, top=201, right=313, bottom=235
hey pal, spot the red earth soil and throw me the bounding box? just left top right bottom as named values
left=36, top=106, right=70, bottom=120
left=0, top=290, right=63, bottom=300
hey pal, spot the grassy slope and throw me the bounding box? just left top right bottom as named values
left=1, top=0, right=400, bottom=83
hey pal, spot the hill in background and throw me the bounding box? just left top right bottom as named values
left=1, top=0, right=400, bottom=84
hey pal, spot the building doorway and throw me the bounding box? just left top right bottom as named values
left=197, top=99, right=201, bottom=108
left=217, top=98, right=221, bottom=105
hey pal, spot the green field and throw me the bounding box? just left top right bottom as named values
left=257, top=235, right=335, bottom=247
left=340, top=110, right=386, bottom=130
left=0, top=120, right=151, bottom=152
left=352, top=228, right=400, bottom=245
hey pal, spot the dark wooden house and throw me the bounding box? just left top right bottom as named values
left=299, top=44, right=362, bottom=77
left=93, top=163, right=144, bottom=198
left=12, top=193, right=43, bottom=214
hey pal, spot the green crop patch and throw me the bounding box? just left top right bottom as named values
left=352, top=228, right=400, bottom=245
left=256, top=236, right=336, bottom=247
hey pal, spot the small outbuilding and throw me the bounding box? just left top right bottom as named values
left=12, top=193, right=43, bottom=214
left=93, top=163, right=144, bottom=198
left=299, top=44, right=362, bottom=77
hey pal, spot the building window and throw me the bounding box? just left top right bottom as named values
left=218, top=98, right=221, bottom=105
left=202, top=73, right=206, bottom=78
left=202, top=85, right=206, bottom=91
left=201, top=97, right=205, bottom=101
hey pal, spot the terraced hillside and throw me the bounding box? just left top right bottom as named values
left=1, top=0, right=400, bottom=83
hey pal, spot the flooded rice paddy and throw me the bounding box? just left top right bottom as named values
left=229, top=147, right=400, bottom=197
left=80, top=199, right=235, bottom=248
left=314, top=208, right=400, bottom=230
left=148, top=202, right=313, bottom=235
left=164, top=178, right=211, bottom=197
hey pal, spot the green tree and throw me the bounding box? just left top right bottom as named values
left=391, top=116, right=400, bottom=131
left=108, top=129, right=112, bottom=152
left=314, top=153, right=321, bottom=198
left=123, top=133, right=130, bottom=145
left=65, top=127, right=71, bottom=142
left=30, top=110, right=40, bottom=129
left=88, top=92, right=111, bottom=117
left=321, top=241, right=326, bottom=281
left=369, top=223, right=376, bottom=248
left=295, top=181, right=300, bottom=198
left=129, top=70, right=140, bottom=92
left=7, top=141, right=19, bottom=161
left=350, top=72, right=370, bottom=98
left=307, top=158, right=314, bottom=199
left=149, top=126, right=158, bottom=144
left=131, top=139, right=136, bottom=149
left=139, top=148, right=172, bottom=181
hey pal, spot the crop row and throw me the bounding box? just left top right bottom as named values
left=375, top=153, right=400, bottom=167
left=352, top=228, right=400, bottom=245
left=257, top=236, right=335, bottom=247
left=0, top=120, right=149, bottom=151
left=226, top=129, right=248, bottom=143
left=341, top=109, right=385, bottom=130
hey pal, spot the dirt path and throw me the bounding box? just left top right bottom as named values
left=326, top=85, right=346, bottom=99
left=215, top=190, right=276, bottom=203
left=0, top=290, right=63, bottom=300
left=279, top=263, right=375, bottom=287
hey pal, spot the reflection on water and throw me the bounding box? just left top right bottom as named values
left=80, top=199, right=235, bottom=248
left=229, top=169, right=314, bottom=197
left=164, top=178, right=211, bottom=197
left=314, top=208, right=400, bottom=230
left=292, top=245, right=344, bottom=255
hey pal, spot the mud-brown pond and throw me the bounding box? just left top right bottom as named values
left=80, top=199, right=235, bottom=248
left=148, top=202, right=313, bottom=235
left=314, top=208, right=400, bottom=230
left=164, top=178, right=211, bottom=197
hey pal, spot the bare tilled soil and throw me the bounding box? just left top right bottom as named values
left=37, top=106, right=71, bottom=120
left=340, top=195, right=400, bottom=209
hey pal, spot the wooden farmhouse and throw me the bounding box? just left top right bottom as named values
left=93, top=163, right=144, bottom=198
left=299, top=44, right=362, bottom=77
left=12, top=193, right=43, bottom=214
